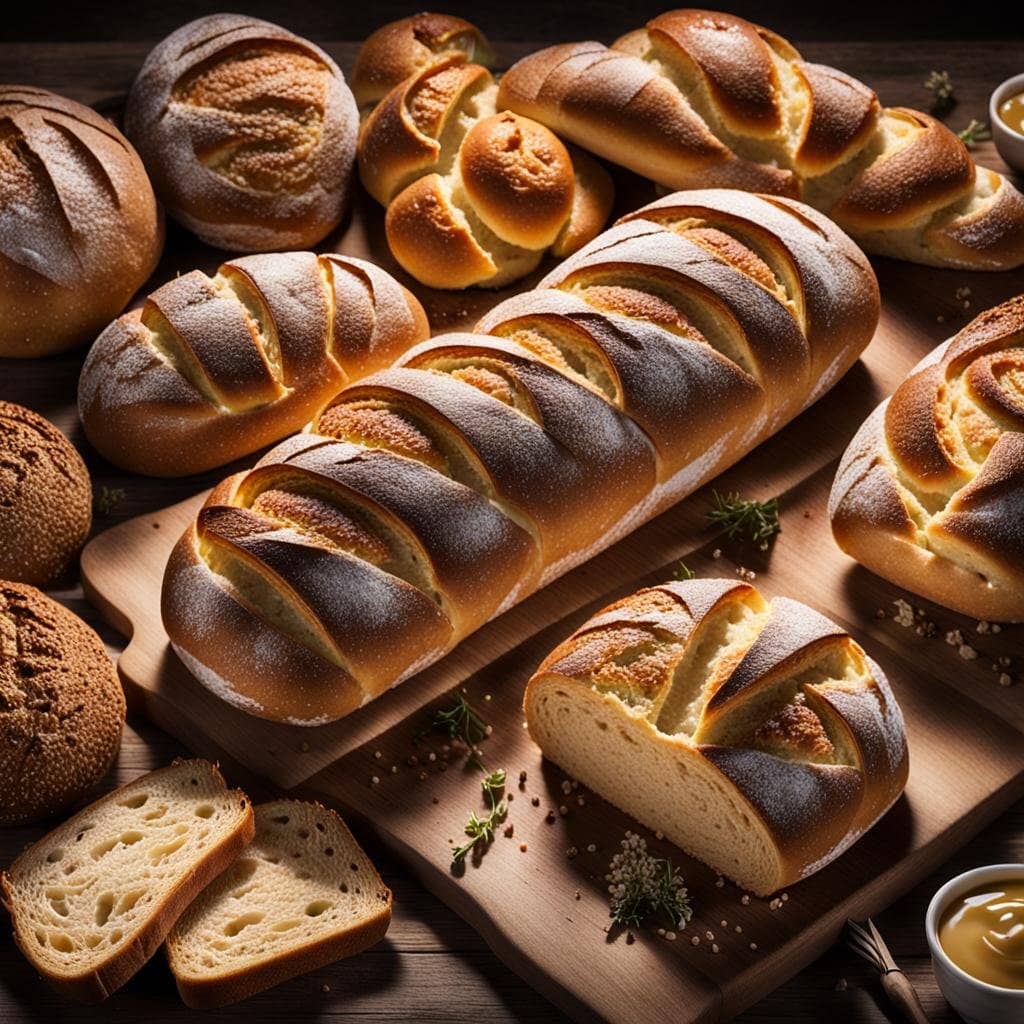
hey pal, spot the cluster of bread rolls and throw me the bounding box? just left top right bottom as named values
left=499, top=8, right=1024, bottom=269
left=354, top=13, right=614, bottom=288
left=161, top=188, right=879, bottom=724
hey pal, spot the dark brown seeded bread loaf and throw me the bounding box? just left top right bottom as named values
left=161, top=188, right=879, bottom=726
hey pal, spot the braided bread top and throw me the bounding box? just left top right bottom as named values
left=356, top=23, right=614, bottom=290
left=162, top=189, right=878, bottom=724
left=78, top=252, right=428, bottom=477
left=498, top=9, right=1024, bottom=270
left=0, top=87, right=162, bottom=357
left=830, top=295, right=1024, bottom=620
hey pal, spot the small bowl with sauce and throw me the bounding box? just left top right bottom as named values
left=926, top=863, right=1024, bottom=1024
left=990, top=74, right=1024, bottom=173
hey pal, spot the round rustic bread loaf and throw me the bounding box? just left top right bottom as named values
left=0, top=86, right=162, bottom=358
left=0, top=582, right=125, bottom=826
left=124, top=14, right=359, bottom=251
left=0, top=402, right=92, bottom=587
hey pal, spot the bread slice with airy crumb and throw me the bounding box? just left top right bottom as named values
left=166, top=799, right=392, bottom=1009
left=0, top=759, right=254, bottom=1002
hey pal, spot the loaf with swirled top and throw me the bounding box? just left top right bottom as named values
left=830, top=295, right=1024, bottom=621
left=161, top=189, right=879, bottom=725
left=524, top=578, right=908, bottom=894
left=78, top=253, right=429, bottom=477
left=355, top=13, right=614, bottom=289
left=124, top=14, right=358, bottom=252
left=498, top=9, right=1024, bottom=269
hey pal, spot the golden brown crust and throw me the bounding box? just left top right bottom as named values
left=499, top=10, right=1024, bottom=269
left=831, top=295, right=1024, bottom=620
left=525, top=580, right=907, bottom=892
left=78, top=253, right=429, bottom=478
left=165, top=189, right=878, bottom=725
left=0, top=403, right=91, bottom=586
left=350, top=12, right=495, bottom=109
left=0, top=87, right=162, bottom=358
left=0, top=583, right=125, bottom=826
left=356, top=19, right=612, bottom=290
left=124, top=14, right=358, bottom=251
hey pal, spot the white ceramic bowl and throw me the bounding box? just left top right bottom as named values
left=926, top=863, right=1024, bottom=1024
left=990, top=73, right=1024, bottom=173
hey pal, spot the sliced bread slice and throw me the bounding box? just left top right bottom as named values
left=166, top=799, right=392, bottom=1008
left=1, top=759, right=254, bottom=1002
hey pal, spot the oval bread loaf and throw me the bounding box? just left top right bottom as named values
left=124, top=14, right=358, bottom=252
left=0, top=582, right=125, bottom=826
left=830, top=294, right=1024, bottom=621
left=524, top=578, right=909, bottom=896
left=356, top=16, right=614, bottom=289
left=0, top=760, right=254, bottom=1003
left=162, top=189, right=879, bottom=725
left=498, top=9, right=1024, bottom=269
left=0, top=402, right=91, bottom=586
left=78, top=253, right=429, bottom=477
left=0, top=87, right=162, bottom=358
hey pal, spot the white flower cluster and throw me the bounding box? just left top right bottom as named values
left=605, top=831, right=691, bottom=928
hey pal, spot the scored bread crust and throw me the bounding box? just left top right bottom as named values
left=497, top=9, right=1024, bottom=270
left=523, top=579, right=909, bottom=895
left=0, top=760, right=254, bottom=1003
left=77, top=253, right=429, bottom=477
left=162, top=189, right=879, bottom=725
left=123, top=14, right=358, bottom=252
left=166, top=800, right=392, bottom=1009
left=350, top=11, right=496, bottom=109
left=0, top=86, right=162, bottom=358
left=355, top=16, right=614, bottom=290
left=829, top=295, right=1024, bottom=621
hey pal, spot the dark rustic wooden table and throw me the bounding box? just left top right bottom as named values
left=2, top=25, right=1023, bottom=1024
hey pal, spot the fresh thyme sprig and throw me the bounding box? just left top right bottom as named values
left=706, top=491, right=780, bottom=546
left=418, top=693, right=488, bottom=748
left=92, top=485, right=126, bottom=516
left=924, top=70, right=955, bottom=114
left=957, top=119, right=992, bottom=147
left=451, top=769, right=508, bottom=864
left=606, top=832, right=693, bottom=930
left=673, top=561, right=696, bottom=581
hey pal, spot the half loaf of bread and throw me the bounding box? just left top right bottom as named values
left=166, top=800, right=392, bottom=1008
left=1, top=760, right=254, bottom=1002
left=524, top=579, right=909, bottom=895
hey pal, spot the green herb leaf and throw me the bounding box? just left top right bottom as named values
left=606, top=832, right=694, bottom=930
left=451, top=767, right=508, bottom=864
left=419, top=693, right=488, bottom=750
left=957, top=119, right=992, bottom=147
left=706, top=491, right=780, bottom=545
left=924, top=70, right=955, bottom=114
left=673, top=561, right=696, bottom=581
left=92, top=485, right=126, bottom=517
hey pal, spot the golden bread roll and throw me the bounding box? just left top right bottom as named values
left=124, top=14, right=358, bottom=251
left=0, top=87, right=161, bottom=358
left=0, top=402, right=91, bottom=586
left=830, top=295, right=1024, bottom=621
left=499, top=9, right=1024, bottom=269
left=355, top=17, right=614, bottom=289
left=524, top=578, right=909, bottom=895
left=0, top=582, right=125, bottom=826
left=162, top=189, right=879, bottom=725
left=78, top=253, right=429, bottom=477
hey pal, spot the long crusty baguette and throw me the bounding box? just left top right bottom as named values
left=161, top=188, right=879, bottom=725
left=498, top=9, right=1024, bottom=270
left=355, top=14, right=613, bottom=289
left=78, top=253, right=429, bottom=477
left=166, top=800, right=392, bottom=1008
left=524, top=578, right=908, bottom=895
left=830, top=295, right=1024, bottom=622
left=1, top=760, right=254, bottom=1003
